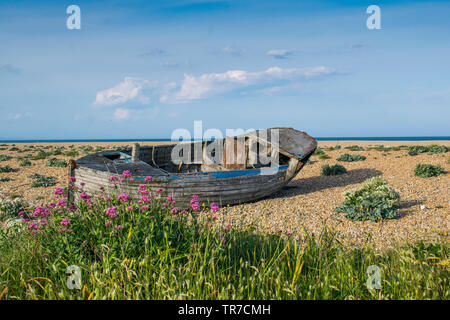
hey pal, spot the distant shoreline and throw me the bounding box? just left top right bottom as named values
left=1, top=136, right=449, bottom=143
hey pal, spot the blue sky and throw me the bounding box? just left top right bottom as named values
left=0, top=0, right=449, bottom=139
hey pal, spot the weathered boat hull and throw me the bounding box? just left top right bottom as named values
left=70, top=128, right=317, bottom=209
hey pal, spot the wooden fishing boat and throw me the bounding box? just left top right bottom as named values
left=69, top=128, right=317, bottom=208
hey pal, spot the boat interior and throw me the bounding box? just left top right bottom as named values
left=103, top=137, right=294, bottom=174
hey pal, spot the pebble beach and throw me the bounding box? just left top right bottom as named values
left=0, top=140, right=448, bottom=250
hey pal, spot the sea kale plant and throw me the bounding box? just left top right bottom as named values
left=335, top=177, right=400, bottom=222
left=414, top=163, right=446, bottom=178
left=321, top=164, right=347, bottom=176
left=0, top=197, right=29, bottom=221
left=336, top=153, right=366, bottom=162
left=46, top=158, right=68, bottom=168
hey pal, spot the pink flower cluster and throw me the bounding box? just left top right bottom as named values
left=106, top=206, right=118, bottom=218
left=122, top=170, right=131, bottom=178
left=117, top=193, right=130, bottom=203
left=80, top=192, right=91, bottom=203
left=190, top=195, right=200, bottom=211
left=53, top=187, right=65, bottom=198
left=33, top=206, right=50, bottom=218
left=210, top=202, right=219, bottom=213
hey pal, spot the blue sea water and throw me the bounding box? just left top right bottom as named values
left=0, top=137, right=449, bottom=143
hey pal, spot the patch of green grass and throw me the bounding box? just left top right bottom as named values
left=345, top=145, right=365, bottom=151
left=318, top=154, right=331, bottom=160
left=9, top=147, right=20, bottom=152
left=414, top=164, right=446, bottom=178
left=19, top=159, right=32, bottom=167
left=336, top=153, right=366, bottom=162
left=0, top=190, right=447, bottom=300
left=0, top=155, right=12, bottom=161
left=32, top=151, right=52, bottom=160
left=46, top=158, right=68, bottom=168
left=0, top=165, right=15, bottom=173
left=29, top=174, right=56, bottom=188
left=0, top=177, right=12, bottom=182
left=64, top=149, right=79, bottom=157
left=408, top=145, right=448, bottom=156
left=335, top=177, right=400, bottom=222
left=323, top=145, right=341, bottom=151
left=321, top=164, right=347, bottom=176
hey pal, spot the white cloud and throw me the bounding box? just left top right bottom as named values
left=266, top=49, right=294, bottom=59
left=221, top=46, right=246, bottom=56
left=114, top=108, right=130, bottom=120
left=93, top=77, right=155, bottom=107
left=165, top=66, right=336, bottom=103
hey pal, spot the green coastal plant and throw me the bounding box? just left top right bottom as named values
left=19, top=159, right=32, bottom=167
left=414, top=164, right=446, bottom=178
left=0, top=197, right=28, bottom=221
left=336, top=153, right=366, bottom=162
left=345, top=145, right=364, bottom=151
left=408, top=145, right=448, bottom=156
left=335, top=177, right=400, bottom=222
left=29, top=173, right=56, bottom=188
left=0, top=165, right=15, bottom=173
left=0, top=155, right=12, bottom=161
left=46, top=158, right=68, bottom=168
left=321, top=164, right=347, bottom=176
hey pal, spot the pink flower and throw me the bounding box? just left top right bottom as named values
left=155, top=187, right=163, bottom=193
left=210, top=202, right=219, bottom=213
left=127, top=206, right=134, bottom=211
left=114, top=225, right=123, bottom=230
left=150, top=216, right=155, bottom=219
left=105, top=221, right=113, bottom=227
left=60, top=218, right=71, bottom=226
left=140, top=205, right=149, bottom=211
left=117, top=193, right=130, bottom=202
left=18, top=211, right=25, bottom=217
left=192, top=195, right=199, bottom=201
left=53, top=188, right=64, bottom=197
left=57, top=200, right=66, bottom=207
left=34, top=206, right=50, bottom=217
left=122, top=170, right=131, bottom=178
left=48, top=202, right=56, bottom=208
left=69, top=176, right=76, bottom=182
left=120, top=178, right=125, bottom=182
left=144, top=176, right=153, bottom=182
left=80, top=182, right=85, bottom=187
left=162, top=202, right=168, bottom=208
left=224, top=224, right=231, bottom=232
left=80, top=192, right=91, bottom=202
left=190, top=201, right=200, bottom=211
left=166, top=196, right=174, bottom=203
left=109, top=175, right=118, bottom=183
left=170, top=208, right=178, bottom=214
left=99, top=186, right=104, bottom=191
left=67, top=229, right=73, bottom=233
left=40, top=218, right=47, bottom=226
left=106, top=206, right=118, bottom=218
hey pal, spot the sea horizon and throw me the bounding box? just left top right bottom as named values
left=0, top=136, right=449, bottom=143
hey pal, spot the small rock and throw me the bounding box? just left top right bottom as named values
left=420, top=205, right=426, bottom=210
